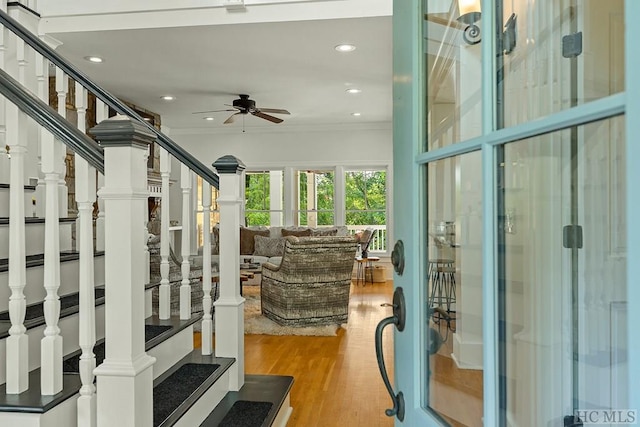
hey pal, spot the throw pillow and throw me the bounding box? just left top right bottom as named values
left=311, top=227, right=338, bottom=236
left=253, top=235, right=286, bottom=257
left=240, top=226, right=270, bottom=255
left=281, top=228, right=312, bottom=237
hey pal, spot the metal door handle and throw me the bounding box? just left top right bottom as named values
left=375, top=287, right=405, bottom=421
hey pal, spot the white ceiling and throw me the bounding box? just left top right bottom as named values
left=47, top=14, right=393, bottom=133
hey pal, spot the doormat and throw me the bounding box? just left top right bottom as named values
left=153, top=363, right=220, bottom=427
left=219, top=400, right=273, bottom=427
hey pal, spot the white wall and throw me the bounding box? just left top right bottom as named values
left=172, top=124, right=392, bottom=169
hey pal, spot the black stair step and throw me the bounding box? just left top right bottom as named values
left=153, top=350, right=234, bottom=427
left=0, top=250, right=106, bottom=273
left=0, top=287, right=106, bottom=340
left=0, top=184, right=36, bottom=191
left=200, top=375, right=294, bottom=427
left=0, top=217, right=78, bottom=225
left=0, top=314, right=205, bottom=414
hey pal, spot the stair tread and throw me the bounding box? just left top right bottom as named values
left=200, top=374, right=294, bottom=427
left=154, top=350, right=235, bottom=427
left=0, top=315, right=205, bottom=413
left=0, top=250, right=106, bottom=273
left=0, top=217, right=78, bottom=225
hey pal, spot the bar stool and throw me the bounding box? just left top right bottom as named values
left=427, top=259, right=456, bottom=321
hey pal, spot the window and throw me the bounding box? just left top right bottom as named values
left=345, top=169, right=387, bottom=251
left=245, top=170, right=283, bottom=226
left=296, top=170, right=334, bottom=226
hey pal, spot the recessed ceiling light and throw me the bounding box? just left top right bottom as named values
left=204, top=117, right=214, bottom=121
left=335, top=44, right=356, bottom=52
left=84, top=56, right=103, bottom=63
left=346, top=88, right=362, bottom=94
left=161, top=95, right=175, bottom=101
left=351, top=112, right=362, bottom=116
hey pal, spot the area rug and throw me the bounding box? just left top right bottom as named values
left=242, top=290, right=344, bottom=336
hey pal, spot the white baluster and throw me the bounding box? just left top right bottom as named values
left=180, top=164, right=192, bottom=320
left=95, top=100, right=108, bottom=252
left=158, top=148, right=171, bottom=319
left=5, top=103, right=29, bottom=394
left=54, top=68, right=68, bottom=216
left=75, top=83, right=97, bottom=427
left=143, top=146, right=150, bottom=285
left=0, top=2, right=6, bottom=185
left=34, top=53, right=47, bottom=217
left=201, top=180, right=213, bottom=355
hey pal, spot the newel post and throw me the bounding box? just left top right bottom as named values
left=212, top=155, right=245, bottom=391
left=90, top=116, right=156, bottom=427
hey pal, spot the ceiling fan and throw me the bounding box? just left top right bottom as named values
left=193, top=94, right=290, bottom=124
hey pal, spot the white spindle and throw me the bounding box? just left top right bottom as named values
left=16, top=37, right=26, bottom=85
left=95, top=100, right=108, bottom=252
left=180, top=164, right=192, bottom=320
left=75, top=83, right=97, bottom=427
left=158, top=148, right=171, bottom=319
left=201, top=181, right=213, bottom=355
left=0, top=2, right=6, bottom=185
left=34, top=52, right=47, bottom=217
left=5, top=103, right=29, bottom=393
left=54, top=67, right=68, bottom=216
left=143, top=146, right=150, bottom=285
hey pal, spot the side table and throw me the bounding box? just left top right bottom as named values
left=355, top=256, right=381, bottom=286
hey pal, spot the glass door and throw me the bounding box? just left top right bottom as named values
left=389, top=0, right=630, bottom=426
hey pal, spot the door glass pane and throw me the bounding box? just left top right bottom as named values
left=424, top=0, right=483, bottom=151
left=501, top=116, right=627, bottom=425
left=500, top=0, right=624, bottom=128
left=425, top=151, right=483, bottom=425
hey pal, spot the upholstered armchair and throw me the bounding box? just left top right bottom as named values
left=260, top=235, right=358, bottom=326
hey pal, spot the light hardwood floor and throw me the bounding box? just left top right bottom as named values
left=194, top=280, right=483, bottom=426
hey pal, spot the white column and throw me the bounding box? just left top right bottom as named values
left=213, top=155, right=245, bottom=391
left=179, top=164, right=192, bottom=320
left=0, top=1, right=6, bottom=185
left=201, top=181, right=213, bottom=355
left=74, top=83, right=97, bottom=427
left=5, top=103, right=29, bottom=393
left=54, top=68, right=68, bottom=216
left=94, top=100, right=109, bottom=252
left=158, top=148, right=171, bottom=319
left=143, top=146, right=150, bottom=285
left=269, top=170, right=283, bottom=226
left=334, top=166, right=345, bottom=226
left=283, top=166, right=295, bottom=226
left=91, top=116, right=156, bottom=427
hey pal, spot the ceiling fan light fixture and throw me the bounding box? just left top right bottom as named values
left=335, top=44, right=356, bottom=52
left=346, top=88, right=362, bottom=94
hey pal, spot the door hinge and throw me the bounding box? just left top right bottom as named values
left=562, top=32, right=583, bottom=58
left=563, top=225, right=583, bottom=249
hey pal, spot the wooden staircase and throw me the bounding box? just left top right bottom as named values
left=0, top=3, right=293, bottom=426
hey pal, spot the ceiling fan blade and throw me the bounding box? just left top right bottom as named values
left=252, top=111, right=284, bottom=124
left=257, top=108, right=290, bottom=115
left=192, top=109, right=236, bottom=114
left=224, top=112, right=241, bottom=124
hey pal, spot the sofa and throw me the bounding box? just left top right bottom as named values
left=260, top=235, right=358, bottom=326
left=195, top=225, right=351, bottom=269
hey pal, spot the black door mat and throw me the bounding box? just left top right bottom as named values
left=0, top=288, right=106, bottom=322
left=218, top=400, right=273, bottom=427
left=62, top=325, right=172, bottom=373
left=153, top=363, right=220, bottom=427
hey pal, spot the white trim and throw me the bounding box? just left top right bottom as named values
left=171, top=121, right=392, bottom=136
